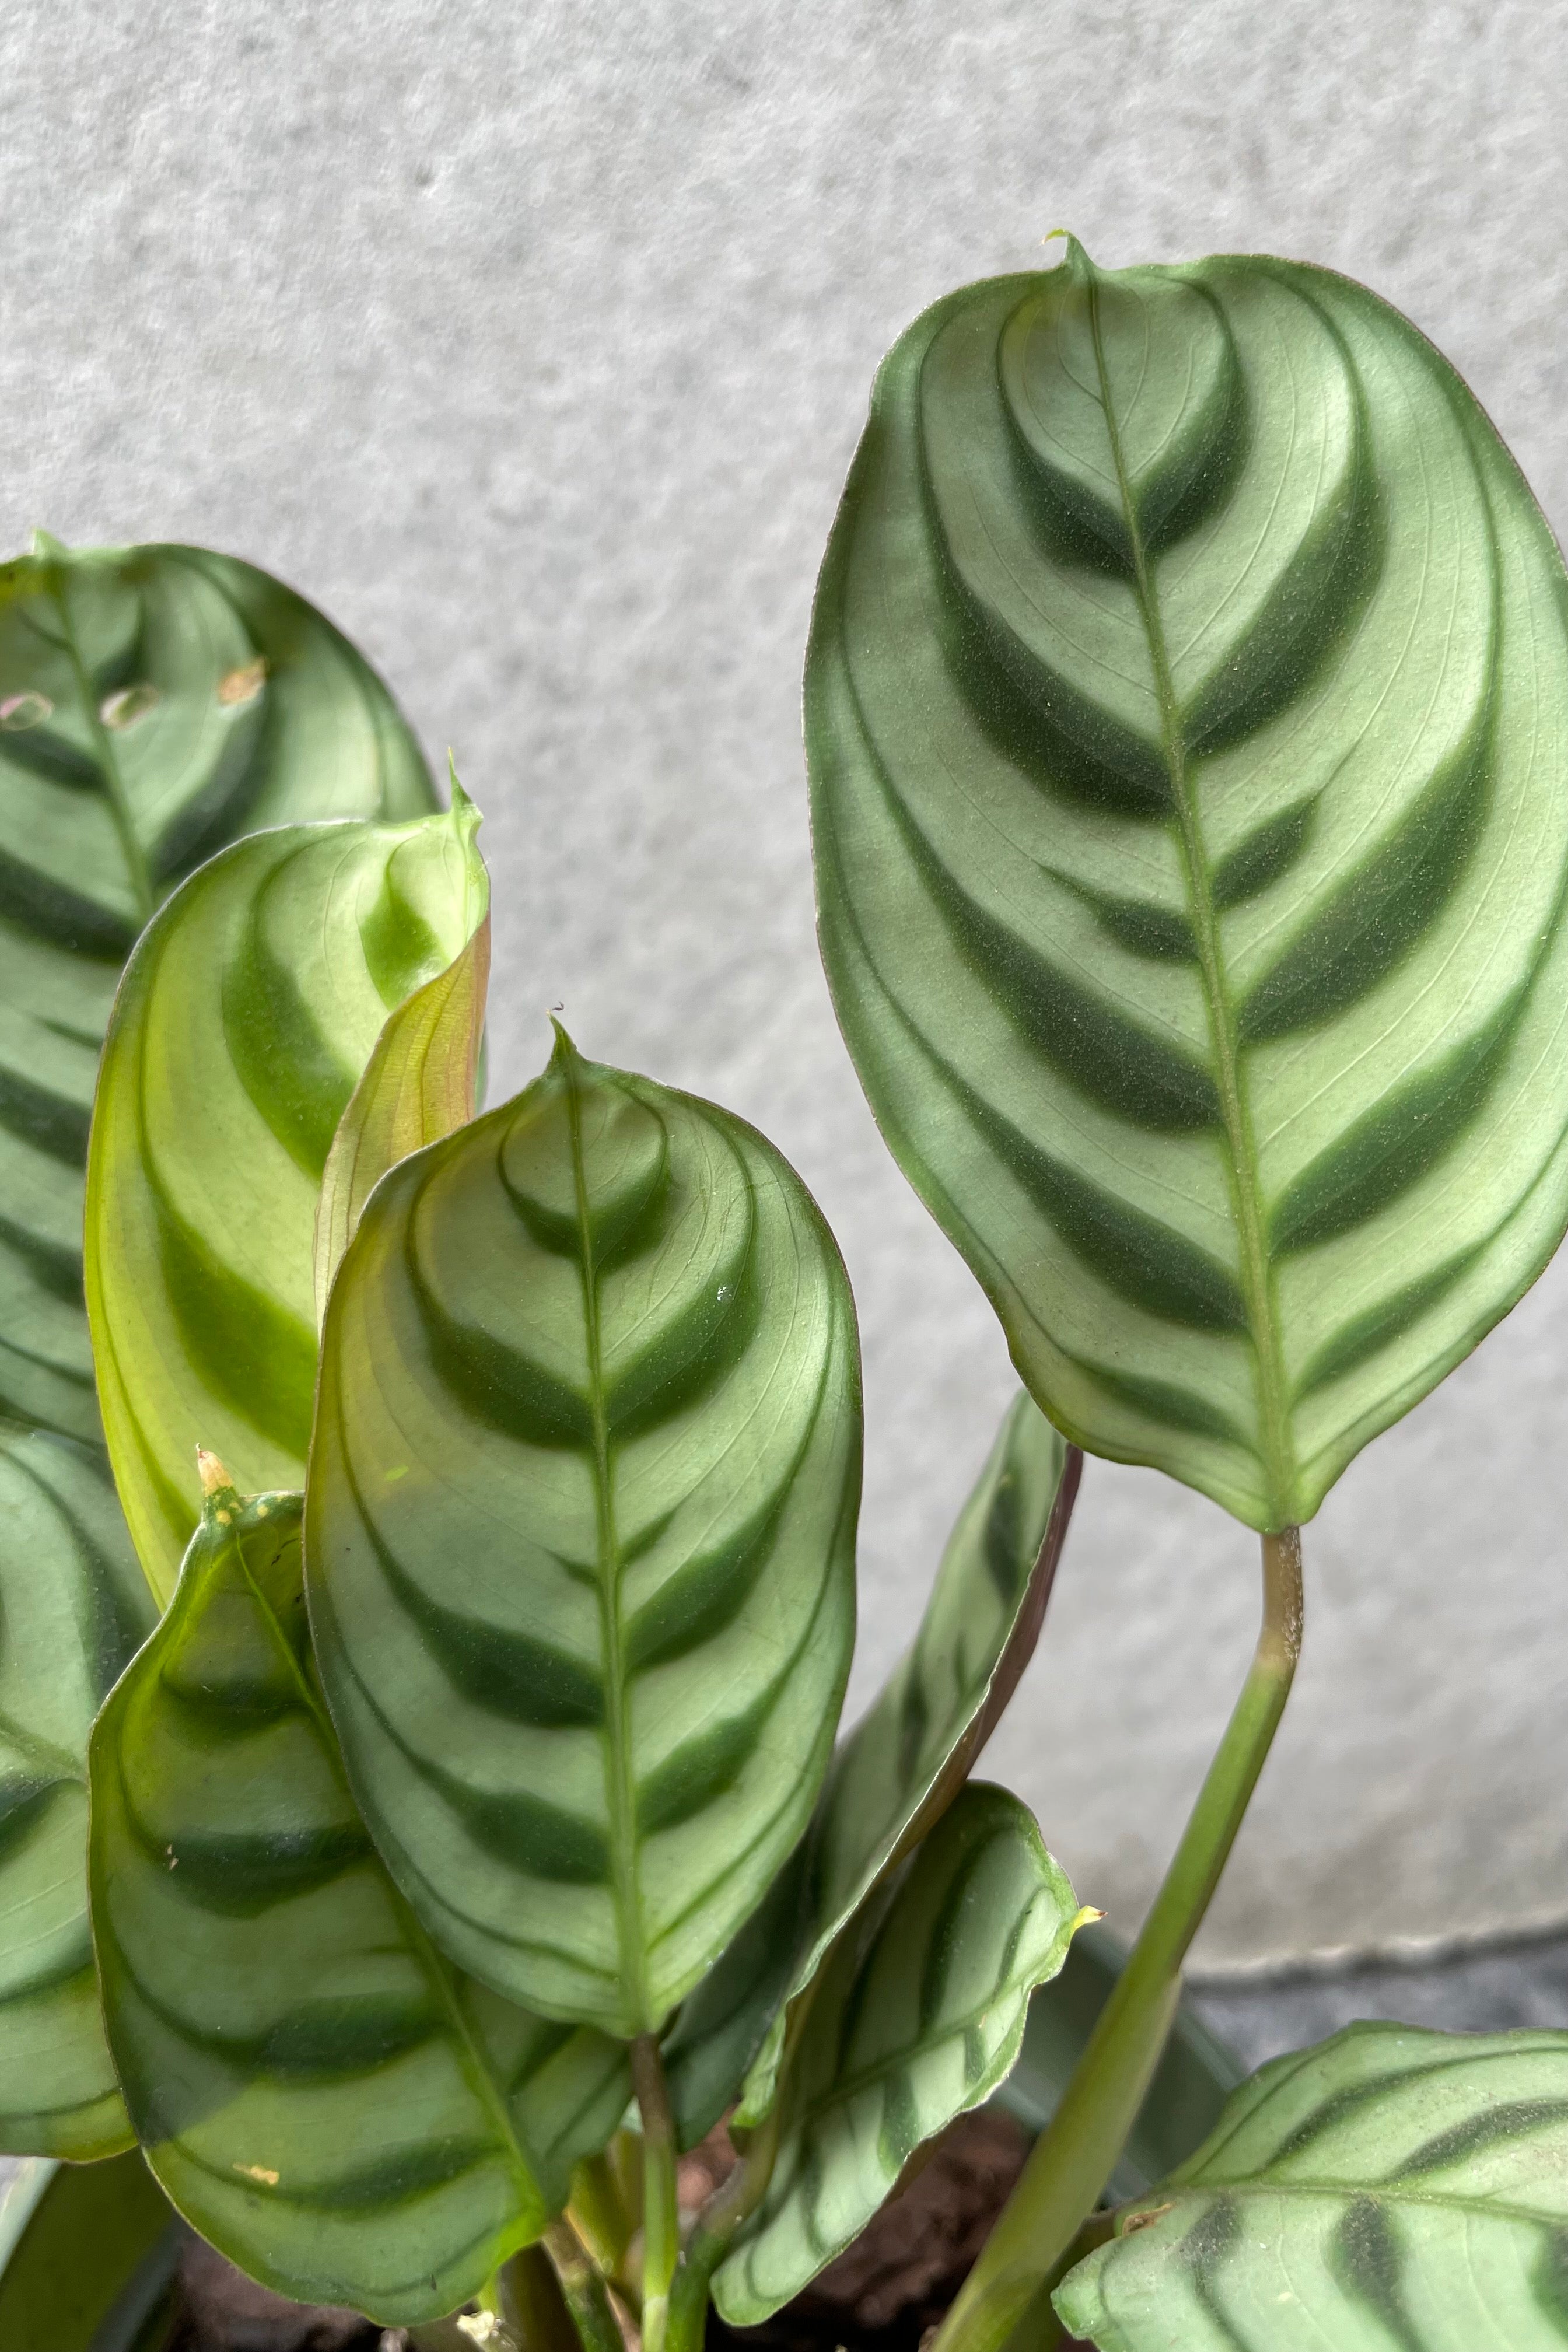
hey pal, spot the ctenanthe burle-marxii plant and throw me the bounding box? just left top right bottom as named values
left=4, top=233, right=1568, bottom=2352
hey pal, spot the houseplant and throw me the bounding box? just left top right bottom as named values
left=3, top=235, right=1568, bottom=2351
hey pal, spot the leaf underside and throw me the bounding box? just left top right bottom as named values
left=808, top=246, right=1568, bottom=1529
left=713, top=1783, right=1082, bottom=2325
left=1055, top=2022, right=1568, bottom=2351
left=729, top=1390, right=1076, bottom=2133
left=307, top=1037, right=863, bottom=2038
left=89, top=1489, right=627, bottom=2325
left=86, top=800, right=486, bottom=1602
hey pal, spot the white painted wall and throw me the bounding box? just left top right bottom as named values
left=6, top=0, right=1568, bottom=1966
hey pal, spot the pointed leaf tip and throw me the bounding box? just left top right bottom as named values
left=446, top=755, right=482, bottom=824
left=548, top=1017, right=581, bottom=1066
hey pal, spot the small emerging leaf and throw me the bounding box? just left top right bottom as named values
left=89, top=1486, right=627, bottom=2324
left=1055, top=2022, right=1568, bottom=2351
left=0, top=1429, right=152, bottom=2157
left=86, top=799, right=488, bottom=1600
left=307, top=1035, right=862, bottom=2038
left=810, top=245, right=1568, bottom=1529
left=713, top=1784, right=1084, bottom=2325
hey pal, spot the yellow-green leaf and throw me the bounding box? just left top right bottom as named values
left=85, top=799, right=488, bottom=1601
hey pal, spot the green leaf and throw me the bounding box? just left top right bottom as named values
left=1054, top=2022, right=1568, bottom=2351
left=0, top=1429, right=153, bottom=2157
left=712, top=1783, right=1085, bottom=2325
left=731, top=1391, right=1077, bottom=2133
left=85, top=797, right=488, bottom=1601
left=0, top=534, right=432, bottom=1485
left=307, top=1032, right=862, bottom=2038
left=0, top=538, right=435, bottom=2156
left=807, top=243, right=1568, bottom=1530
left=88, top=1481, right=629, bottom=2326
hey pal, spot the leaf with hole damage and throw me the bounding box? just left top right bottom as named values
left=712, top=1784, right=1084, bottom=2325
left=809, top=244, right=1568, bottom=1530
left=86, top=797, right=488, bottom=1602
left=88, top=1483, right=628, bottom=2325
left=727, top=1391, right=1077, bottom=2136
left=0, top=1429, right=153, bottom=2157
left=307, top=1035, right=862, bottom=2038
left=1054, top=2023, right=1568, bottom=2351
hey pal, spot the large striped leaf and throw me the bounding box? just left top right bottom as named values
left=88, top=1479, right=629, bottom=2326
left=0, top=534, right=431, bottom=1484
left=306, top=1034, right=862, bottom=2039
left=808, top=243, right=1568, bottom=1530
left=0, top=1429, right=152, bottom=2157
left=85, top=799, right=487, bottom=1601
left=733, top=1390, right=1078, bottom=2130
left=1055, top=2023, right=1568, bottom=2351
left=712, top=1784, right=1084, bottom=2326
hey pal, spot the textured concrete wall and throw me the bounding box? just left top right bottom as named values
left=5, top=0, right=1568, bottom=1967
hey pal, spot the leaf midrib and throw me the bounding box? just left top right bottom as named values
left=1084, top=269, right=1289, bottom=1513
left=564, top=1055, right=648, bottom=2029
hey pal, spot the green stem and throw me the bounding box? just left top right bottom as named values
left=935, top=1527, right=1304, bottom=2352
left=665, top=2101, right=783, bottom=2352
left=631, top=2034, right=680, bottom=2352
left=541, top=2218, right=626, bottom=2352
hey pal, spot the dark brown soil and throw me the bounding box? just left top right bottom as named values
left=164, top=2110, right=1074, bottom=2352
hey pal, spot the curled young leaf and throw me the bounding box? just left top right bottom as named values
left=712, top=1784, right=1086, bottom=2326
left=0, top=1430, right=152, bottom=2157
left=1055, top=2023, right=1568, bottom=2351
left=713, top=1391, right=1076, bottom=2141
left=88, top=1482, right=628, bottom=2325
left=307, top=1035, right=862, bottom=2038
left=85, top=799, right=488, bottom=1601
left=809, top=244, right=1568, bottom=1530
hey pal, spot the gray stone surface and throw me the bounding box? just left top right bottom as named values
left=4, top=0, right=1568, bottom=1966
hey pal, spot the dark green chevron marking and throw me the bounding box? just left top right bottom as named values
left=85, top=801, right=486, bottom=1601
left=307, top=1034, right=862, bottom=2038
left=713, top=1785, right=1083, bottom=2326
left=808, top=242, right=1568, bottom=1529
left=0, top=1427, right=153, bottom=2158
left=89, top=1483, right=628, bottom=2325
left=1056, top=2024, right=1568, bottom=2351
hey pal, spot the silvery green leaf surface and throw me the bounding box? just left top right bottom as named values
left=0, top=1430, right=152, bottom=2157
left=712, top=1783, right=1083, bottom=2326
left=733, top=1391, right=1076, bottom=2131
left=307, top=1034, right=862, bottom=2038
left=1055, top=2023, right=1568, bottom=2351
left=0, top=535, right=431, bottom=1482
left=86, top=799, right=487, bottom=1602
left=808, top=243, right=1568, bottom=1531
left=88, top=1486, right=628, bottom=2326
left=0, top=540, right=435, bottom=2155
